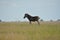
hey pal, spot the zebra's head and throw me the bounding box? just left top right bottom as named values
left=24, top=13, right=29, bottom=18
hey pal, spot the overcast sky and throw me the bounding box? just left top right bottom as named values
left=0, top=0, right=60, bottom=21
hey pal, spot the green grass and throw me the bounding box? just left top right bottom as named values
left=0, top=22, right=60, bottom=40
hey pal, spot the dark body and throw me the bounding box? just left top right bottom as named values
left=24, top=13, right=40, bottom=24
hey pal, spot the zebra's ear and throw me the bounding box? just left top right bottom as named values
left=25, top=13, right=29, bottom=15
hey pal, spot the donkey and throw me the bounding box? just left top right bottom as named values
left=24, top=13, right=40, bottom=24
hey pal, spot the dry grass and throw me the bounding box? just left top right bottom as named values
left=0, top=22, right=60, bottom=40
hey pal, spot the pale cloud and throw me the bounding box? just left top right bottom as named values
left=0, top=1, right=17, bottom=7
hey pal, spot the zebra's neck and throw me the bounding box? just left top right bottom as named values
left=27, top=15, right=32, bottom=20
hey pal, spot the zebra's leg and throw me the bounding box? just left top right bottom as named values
left=37, top=21, right=40, bottom=24
left=29, top=21, right=31, bottom=24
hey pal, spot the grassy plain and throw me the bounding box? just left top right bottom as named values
left=0, top=21, right=60, bottom=40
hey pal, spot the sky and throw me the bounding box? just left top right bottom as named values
left=0, top=0, right=60, bottom=22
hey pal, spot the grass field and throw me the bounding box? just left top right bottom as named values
left=0, top=21, right=60, bottom=40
